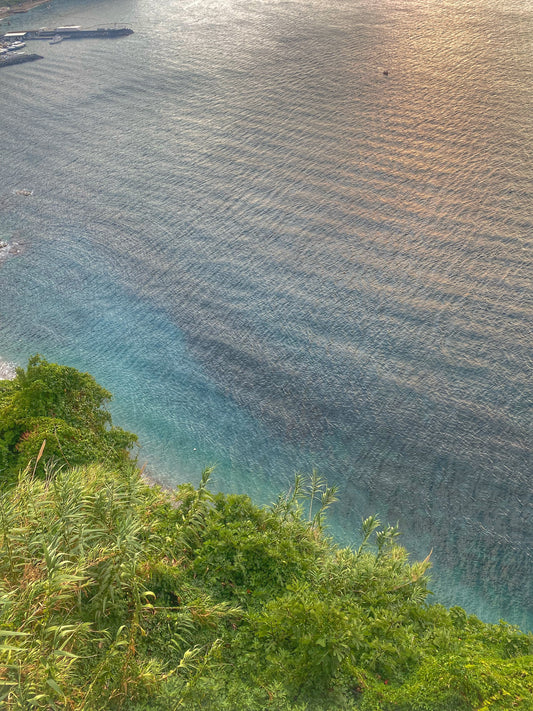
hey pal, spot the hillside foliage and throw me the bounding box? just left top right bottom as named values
left=0, top=355, right=136, bottom=481
left=0, top=358, right=531, bottom=709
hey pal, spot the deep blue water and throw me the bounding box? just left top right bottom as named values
left=1, top=0, right=531, bottom=629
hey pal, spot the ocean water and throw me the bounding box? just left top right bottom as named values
left=0, top=0, right=531, bottom=629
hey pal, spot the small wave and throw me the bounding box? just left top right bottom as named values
left=0, top=240, right=22, bottom=262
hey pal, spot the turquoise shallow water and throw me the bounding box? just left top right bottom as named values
left=0, top=0, right=531, bottom=629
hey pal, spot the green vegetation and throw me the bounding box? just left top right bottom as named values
left=0, top=357, right=531, bottom=709
left=0, top=355, right=137, bottom=481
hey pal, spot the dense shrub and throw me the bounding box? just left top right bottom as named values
left=0, top=356, right=136, bottom=481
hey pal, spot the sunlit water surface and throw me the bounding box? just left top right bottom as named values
left=0, top=0, right=531, bottom=628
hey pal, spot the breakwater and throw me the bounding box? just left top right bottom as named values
left=0, top=52, right=42, bottom=67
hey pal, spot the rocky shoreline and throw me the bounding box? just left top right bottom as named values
left=0, top=0, right=51, bottom=21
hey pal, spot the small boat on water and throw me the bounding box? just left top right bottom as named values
left=49, top=35, right=63, bottom=44
left=7, top=41, right=26, bottom=50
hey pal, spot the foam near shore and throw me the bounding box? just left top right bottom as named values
left=0, top=358, right=17, bottom=380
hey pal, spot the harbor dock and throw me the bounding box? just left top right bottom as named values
left=0, top=25, right=133, bottom=67
left=1, top=26, right=133, bottom=42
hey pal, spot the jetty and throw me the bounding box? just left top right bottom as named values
left=1, top=26, right=134, bottom=42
